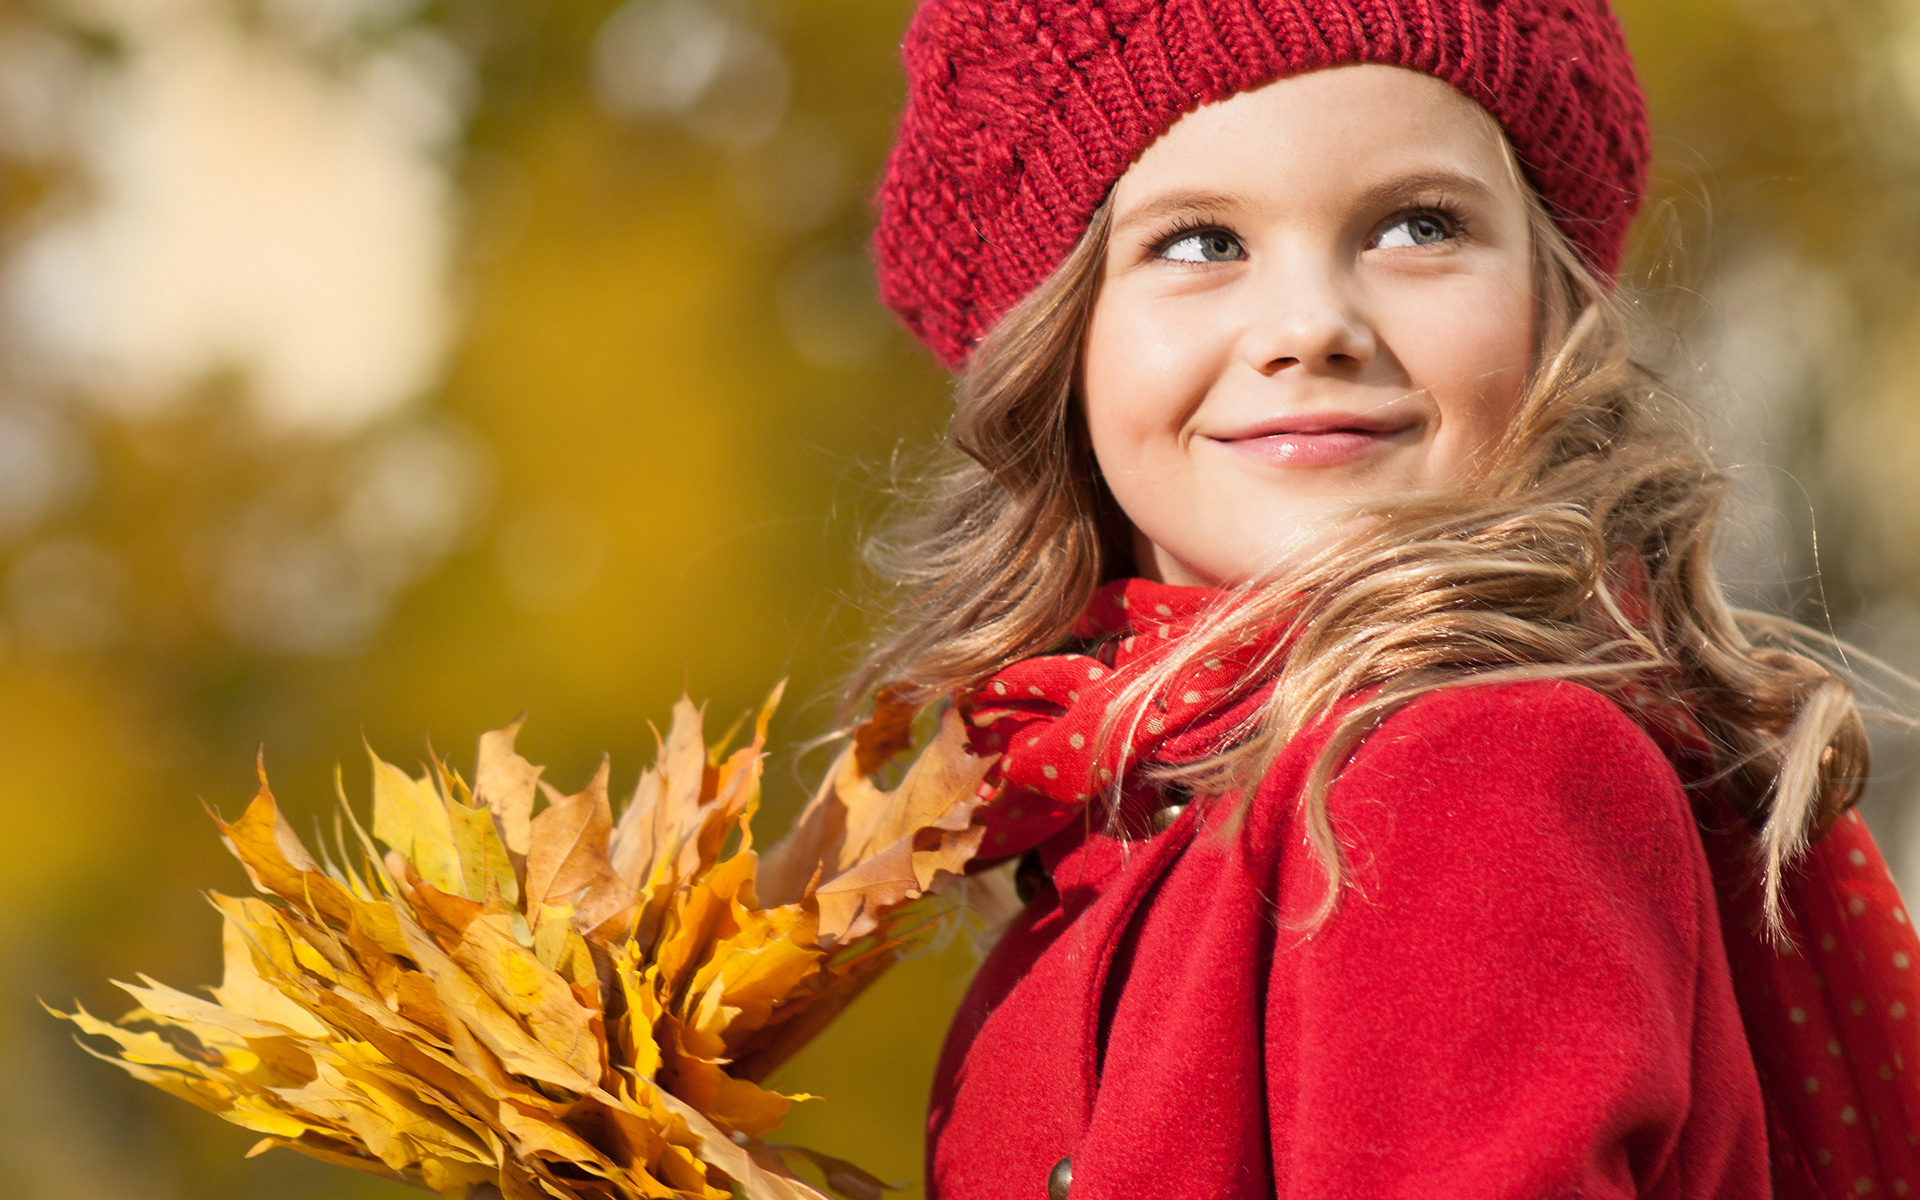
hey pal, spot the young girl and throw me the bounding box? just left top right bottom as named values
left=852, top=1, right=1920, bottom=1196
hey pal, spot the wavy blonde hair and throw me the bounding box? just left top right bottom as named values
left=847, top=183, right=1870, bottom=935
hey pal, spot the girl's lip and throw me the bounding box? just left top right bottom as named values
left=1206, top=411, right=1418, bottom=468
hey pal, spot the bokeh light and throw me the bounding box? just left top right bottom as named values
left=2, top=0, right=1918, bottom=1196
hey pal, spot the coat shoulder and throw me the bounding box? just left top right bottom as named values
left=1375, top=677, right=1669, bottom=759
left=1244, top=679, right=1699, bottom=889
left=1339, top=678, right=1683, bottom=806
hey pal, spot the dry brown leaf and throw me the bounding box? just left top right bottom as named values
left=525, top=759, right=632, bottom=936
left=476, top=719, right=542, bottom=859
left=852, top=686, right=918, bottom=777
left=763, top=708, right=993, bottom=944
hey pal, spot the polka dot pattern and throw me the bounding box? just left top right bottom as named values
left=955, top=579, right=1274, bottom=863
left=1701, top=795, right=1920, bottom=1196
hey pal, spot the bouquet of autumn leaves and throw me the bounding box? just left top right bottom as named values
left=52, top=686, right=995, bottom=1200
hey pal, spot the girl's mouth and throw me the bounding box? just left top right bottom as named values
left=1208, top=411, right=1417, bottom=468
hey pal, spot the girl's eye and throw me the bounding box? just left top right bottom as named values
left=1160, top=229, right=1246, bottom=263
left=1375, top=212, right=1454, bottom=249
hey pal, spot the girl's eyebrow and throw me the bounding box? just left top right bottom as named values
left=1353, top=169, right=1498, bottom=209
left=1112, top=169, right=1499, bottom=235
left=1111, top=189, right=1246, bottom=235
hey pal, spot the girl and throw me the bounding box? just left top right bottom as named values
left=852, top=1, right=1920, bottom=1197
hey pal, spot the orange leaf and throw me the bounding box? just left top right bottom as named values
left=476, top=718, right=542, bottom=859
left=524, top=758, right=632, bottom=936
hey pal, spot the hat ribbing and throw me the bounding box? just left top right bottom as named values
left=873, top=0, right=1651, bottom=369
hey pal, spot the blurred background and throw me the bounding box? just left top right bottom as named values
left=0, top=0, right=1917, bottom=1195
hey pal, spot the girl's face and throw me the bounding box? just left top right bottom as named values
left=1083, top=64, right=1538, bottom=587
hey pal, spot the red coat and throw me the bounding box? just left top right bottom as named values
left=927, top=680, right=1769, bottom=1198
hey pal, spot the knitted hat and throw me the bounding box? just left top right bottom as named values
left=873, top=0, right=1651, bottom=369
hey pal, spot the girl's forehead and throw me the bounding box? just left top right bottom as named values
left=1112, top=65, right=1521, bottom=218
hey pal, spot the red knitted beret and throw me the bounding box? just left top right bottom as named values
left=873, top=0, right=1651, bottom=369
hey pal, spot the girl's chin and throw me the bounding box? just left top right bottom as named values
left=1146, top=523, right=1360, bottom=588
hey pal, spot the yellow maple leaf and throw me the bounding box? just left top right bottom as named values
left=54, top=685, right=994, bottom=1200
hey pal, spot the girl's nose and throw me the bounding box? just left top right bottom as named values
left=1241, top=272, right=1377, bottom=376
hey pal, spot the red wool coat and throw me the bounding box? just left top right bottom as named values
left=927, top=680, right=1770, bottom=1198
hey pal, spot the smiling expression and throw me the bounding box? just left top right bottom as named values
left=1081, top=64, right=1539, bottom=587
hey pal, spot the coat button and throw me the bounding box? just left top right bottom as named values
left=1047, top=1155, right=1073, bottom=1200
left=1151, top=784, right=1191, bottom=833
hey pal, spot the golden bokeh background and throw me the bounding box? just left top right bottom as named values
left=1, top=0, right=1918, bottom=1195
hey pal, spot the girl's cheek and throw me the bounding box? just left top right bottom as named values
left=1083, top=315, right=1149, bottom=455
left=1393, top=277, right=1534, bottom=472
left=1085, top=293, right=1220, bottom=440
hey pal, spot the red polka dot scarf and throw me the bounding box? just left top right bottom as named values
left=1710, top=806, right=1920, bottom=1193
left=958, top=577, right=1920, bottom=1190
left=957, top=579, right=1275, bottom=861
